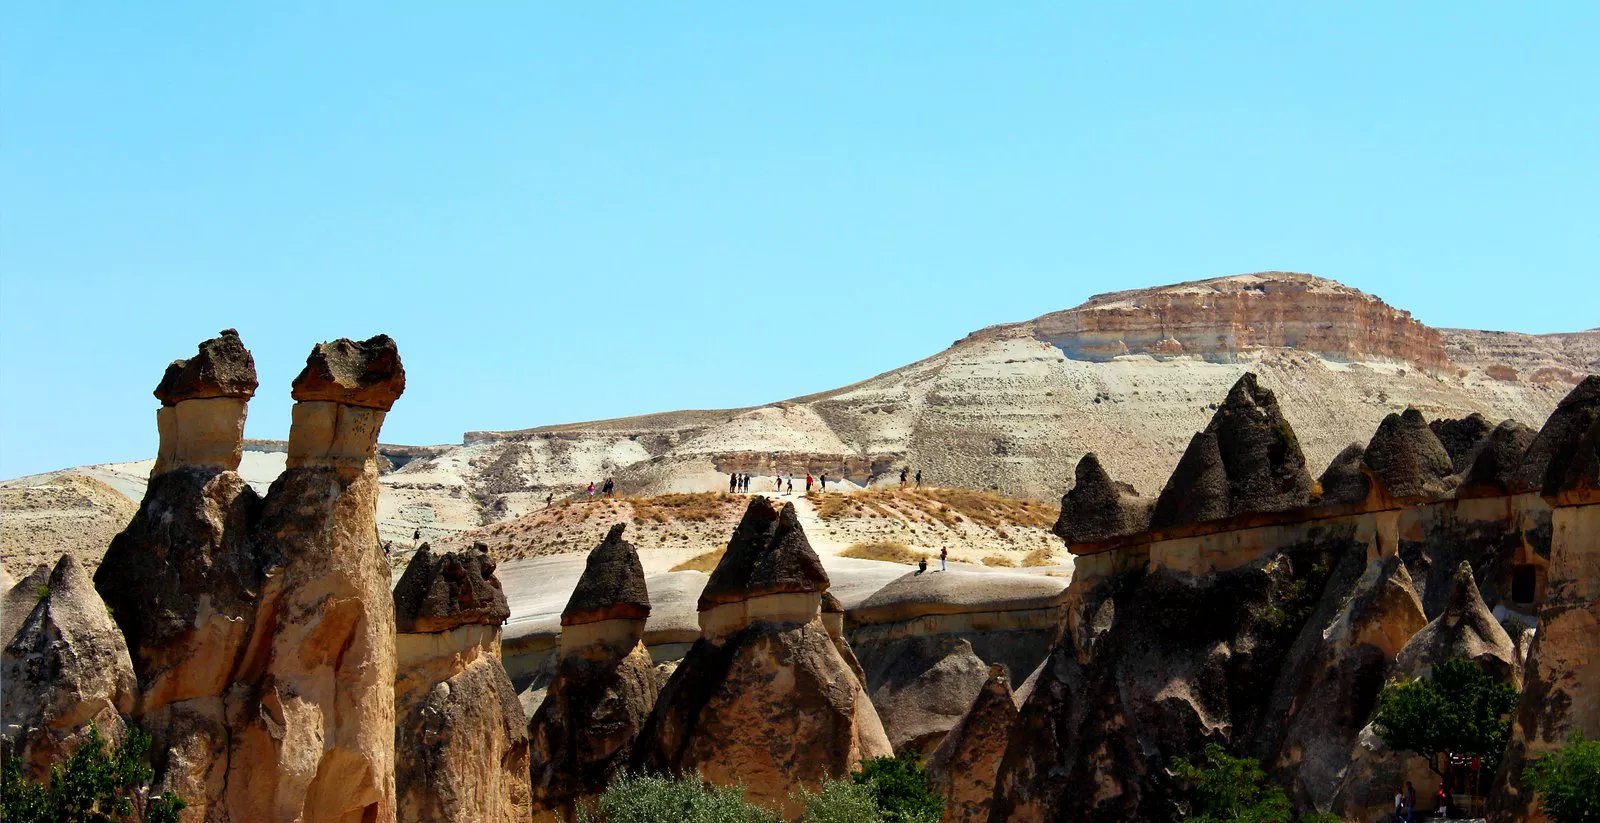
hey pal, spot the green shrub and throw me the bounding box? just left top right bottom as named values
left=1171, top=743, right=1336, bottom=823
left=0, top=725, right=185, bottom=823
left=1374, top=657, right=1519, bottom=780
left=793, top=779, right=884, bottom=823
left=1524, top=734, right=1600, bottom=823
left=850, top=754, right=942, bottom=823
left=577, top=773, right=776, bottom=823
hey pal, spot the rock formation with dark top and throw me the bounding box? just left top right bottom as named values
left=1054, top=453, right=1151, bottom=544
left=290, top=334, right=407, bottom=409
left=1429, top=412, right=1495, bottom=475
left=1317, top=442, right=1372, bottom=505
left=1363, top=408, right=1457, bottom=501
left=1205, top=372, right=1314, bottom=516
left=1458, top=420, right=1538, bottom=497
left=154, top=329, right=259, bottom=406
left=1513, top=375, right=1600, bottom=495
left=1150, top=431, right=1230, bottom=529
left=1, top=555, right=137, bottom=781
left=1393, top=561, right=1516, bottom=684
left=394, top=544, right=528, bottom=823
left=393, top=542, right=511, bottom=634
left=528, top=525, right=660, bottom=822
left=635, top=497, right=890, bottom=815
left=926, top=664, right=1018, bottom=823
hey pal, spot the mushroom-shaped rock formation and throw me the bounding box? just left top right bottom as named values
left=1429, top=412, right=1495, bottom=475
left=1317, top=442, right=1372, bottom=505
left=1394, top=561, right=1516, bottom=684
left=394, top=543, right=529, bottom=823
left=151, top=329, right=260, bottom=475
left=529, top=524, right=660, bottom=822
left=1054, top=453, right=1152, bottom=544
left=1363, top=408, right=1457, bottom=501
left=634, top=496, right=891, bottom=814
left=1150, top=431, right=1230, bottom=529
left=1205, top=372, right=1314, bottom=516
left=1513, top=375, right=1600, bottom=496
left=225, top=335, right=406, bottom=823
left=926, top=664, right=1018, bottom=823
left=1, top=555, right=137, bottom=781
left=1458, top=420, right=1538, bottom=497
left=393, top=542, right=511, bottom=634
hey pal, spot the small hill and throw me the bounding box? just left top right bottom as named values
left=0, top=472, right=138, bottom=577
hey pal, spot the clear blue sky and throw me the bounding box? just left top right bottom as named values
left=3, top=3, right=1596, bottom=478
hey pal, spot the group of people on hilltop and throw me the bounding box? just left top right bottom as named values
left=586, top=478, right=616, bottom=499
left=727, top=471, right=830, bottom=493
left=898, top=467, right=923, bottom=487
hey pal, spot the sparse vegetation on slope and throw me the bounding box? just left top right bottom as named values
left=809, top=487, right=1057, bottom=531
left=840, top=540, right=925, bottom=565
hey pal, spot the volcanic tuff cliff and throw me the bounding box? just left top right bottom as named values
left=8, top=272, right=1594, bottom=567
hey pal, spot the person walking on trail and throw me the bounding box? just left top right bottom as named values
left=786, top=476, right=794, bottom=493
left=805, top=474, right=814, bottom=492
left=587, top=481, right=596, bottom=499
left=1402, top=781, right=1415, bottom=823
left=900, top=467, right=909, bottom=486
left=776, top=475, right=782, bottom=492
left=915, top=469, right=922, bottom=487
left=939, top=547, right=948, bottom=572
left=412, top=528, right=421, bottom=545
left=545, top=491, right=554, bottom=507
left=602, top=477, right=615, bottom=497
left=820, top=473, right=828, bottom=491
left=915, top=557, right=928, bottom=576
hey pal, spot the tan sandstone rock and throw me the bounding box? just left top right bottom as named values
left=635, top=497, right=891, bottom=815
left=926, top=664, right=1018, bottom=823
left=1, top=555, right=137, bottom=781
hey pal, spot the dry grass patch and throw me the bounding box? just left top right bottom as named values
left=981, top=555, right=1018, bottom=567
left=839, top=540, right=926, bottom=565
left=1021, top=546, right=1059, bottom=567
left=671, top=549, right=724, bottom=573
left=628, top=492, right=741, bottom=523
left=810, top=487, right=1059, bottom=532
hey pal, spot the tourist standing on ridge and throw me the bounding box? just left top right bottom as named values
left=939, top=546, right=948, bottom=572
left=602, top=477, right=615, bottom=498
left=587, top=481, right=595, bottom=499
left=729, top=473, right=737, bottom=493
left=900, top=467, right=908, bottom=485
left=820, top=473, right=828, bottom=491
left=413, top=528, right=421, bottom=545
left=805, top=474, right=814, bottom=492
left=776, top=475, right=782, bottom=492
left=915, top=469, right=922, bottom=487
left=786, top=476, right=794, bottom=493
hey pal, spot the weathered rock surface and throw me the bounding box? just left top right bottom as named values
left=1, top=564, right=49, bottom=648
left=1, top=555, right=137, bottom=781
left=1458, top=420, right=1537, bottom=497
left=1430, top=412, right=1495, bottom=474
left=393, top=542, right=511, bottom=634
left=1317, top=442, right=1371, bottom=505
left=154, top=329, right=259, bottom=406
left=635, top=496, right=890, bottom=814
left=1150, top=431, right=1230, bottom=529
left=1205, top=372, right=1314, bottom=517
left=528, top=525, right=659, bottom=822
left=1054, top=453, right=1150, bottom=544
left=927, top=665, right=1017, bottom=823
left=1514, top=375, right=1600, bottom=495
left=394, top=543, right=527, bottom=823
left=1365, top=408, right=1457, bottom=501
left=1393, top=561, right=1517, bottom=684
left=291, top=335, right=406, bottom=410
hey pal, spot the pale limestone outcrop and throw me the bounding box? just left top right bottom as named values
left=926, top=665, right=1017, bottom=823
left=1, top=555, right=137, bottom=780
left=394, top=545, right=528, bottom=823
left=224, top=335, right=405, bottom=823
left=635, top=497, right=891, bottom=815
left=528, top=525, right=659, bottom=822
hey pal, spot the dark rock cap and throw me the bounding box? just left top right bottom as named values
left=1150, top=431, right=1230, bottom=529
left=153, top=330, right=258, bottom=406
left=1515, top=375, right=1600, bottom=496
left=393, top=542, right=510, bottom=633
left=1364, top=408, right=1457, bottom=500
left=1458, top=420, right=1537, bottom=496
left=1557, top=415, right=1600, bottom=498
left=291, top=334, right=406, bottom=411
left=562, top=524, right=651, bottom=627
left=1054, top=453, right=1152, bottom=544
left=821, top=591, right=844, bottom=614
left=1203, top=373, right=1313, bottom=516
left=1429, top=413, right=1495, bottom=475
left=1317, top=442, right=1371, bottom=505
left=698, top=497, right=829, bottom=610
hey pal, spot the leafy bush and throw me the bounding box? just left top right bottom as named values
left=850, top=754, right=942, bottom=823
left=1524, top=734, right=1600, bottom=823
left=792, top=779, right=884, bottom=823
left=1374, top=657, right=1519, bottom=778
left=577, top=773, right=776, bottom=823
left=1172, top=743, right=1336, bottom=823
left=1, top=725, right=185, bottom=823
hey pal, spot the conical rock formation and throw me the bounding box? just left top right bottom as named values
left=926, top=664, right=1018, bottom=823
left=1364, top=408, right=1457, bottom=501
left=1054, top=453, right=1151, bottom=544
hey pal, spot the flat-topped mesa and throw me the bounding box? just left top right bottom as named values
left=393, top=542, right=511, bottom=635
left=1429, top=413, right=1495, bottom=475
left=286, top=335, right=406, bottom=473
left=1055, top=453, right=1152, bottom=545
left=1514, top=375, right=1600, bottom=502
left=697, top=497, right=830, bottom=638
left=1457, top=420, right=1538, bottom=498
left=152, top=330, right=258, bottom=475
left=1363, top=408, right=1457, bottom=503
left=559, top=524, right=651, bottom=653
left=1317, top=442, right=1372, bottom=505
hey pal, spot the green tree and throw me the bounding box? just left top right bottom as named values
left=1171, top=743, right=1339, bottom=823
left=793, top=779, right=884, bottom=823
left=1, top=725, right=185, bottom=823
left=1373, top=657, right=1519, bottom=780
left=576, top=773, right=777, bottom=823
left=850, top=754, right=942, bottom=823
left=1523, top=734, right=1600, bottom=823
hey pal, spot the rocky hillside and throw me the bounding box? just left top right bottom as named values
left=6, top=272, right=1593, bottom=572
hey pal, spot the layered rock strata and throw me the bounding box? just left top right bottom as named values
left=528, top=524, right=659, bottom=822
left=394, top=543, right=528, bottom=823
left=634, top=497, right=891, bottom=814
left=1, top=555, right=137, bottom=780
